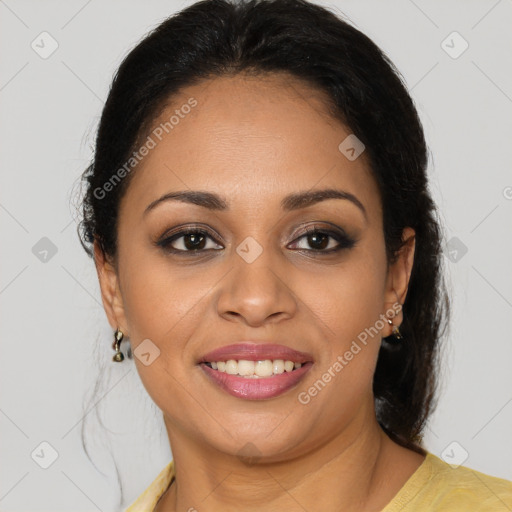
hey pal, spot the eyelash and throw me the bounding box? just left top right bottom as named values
left=156, top=224, right=356, bottom=256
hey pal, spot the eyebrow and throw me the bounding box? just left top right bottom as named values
left=144, top=188, right=367, bottom=219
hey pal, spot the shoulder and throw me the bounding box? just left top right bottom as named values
left=124, top=460, right=175, bottom=512
left=384, top=451, right=512, bottom=511
left=428, top=453, right=512, bottom=510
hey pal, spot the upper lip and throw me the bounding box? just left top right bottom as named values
left=199, top=343, right=313, bottom=363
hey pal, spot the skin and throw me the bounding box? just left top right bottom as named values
left=95, top=72, right=423, bottom=511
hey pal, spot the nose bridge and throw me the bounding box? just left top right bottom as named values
left=216, top=236, right=297, bottom=325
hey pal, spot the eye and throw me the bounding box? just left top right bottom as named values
left=288, top=226, right=356, bottom=253
left=155, top=223, right=356, bottom=256
left=157, top=228, right=223, bottom=254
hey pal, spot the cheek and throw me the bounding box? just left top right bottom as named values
left=292, top=267, right=387, bottom=434
left=301, top=252, right=387, bottom=346
left=118, top=247, right=217, bottom=342
left=118, top=253, right=218, bottom=416
left=296, top=243, right=388, bottom=399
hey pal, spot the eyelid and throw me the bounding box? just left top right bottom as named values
left=289, top=221, right=353, bottom=243
left=158, top=223, right=223, bottom=243
left=293, top=220, right=348, bottom=236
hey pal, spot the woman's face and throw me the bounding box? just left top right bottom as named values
left=96, top=73, right=414, bottom=462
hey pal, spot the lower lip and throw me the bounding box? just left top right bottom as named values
left=200, top=363, right=313, bottom=400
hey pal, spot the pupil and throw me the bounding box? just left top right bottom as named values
left=309, top=233, right=328, bottom=249
left=185, top=233, right=205, bottom=250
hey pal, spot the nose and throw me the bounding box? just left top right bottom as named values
left=216, top=247, right=298, bottom=327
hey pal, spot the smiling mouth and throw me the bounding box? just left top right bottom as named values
left=203, top=359, right=303, bottom=378
left=199, top=343, right=313, bottom=399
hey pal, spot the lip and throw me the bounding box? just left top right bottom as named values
left=199, top=343, right=314, bottom=400
left=201, top=362, right=312, bottom=400
left=200, top=343, right=313, bottom=364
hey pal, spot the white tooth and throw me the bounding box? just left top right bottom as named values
left=225, top=360, right=238, bottom=375
left=273, top=359, right=285, bottom=374
left=255, top=359, right=273, bottom=377
left=217, top=361, right=226, bottom=372
left=238, top=360, right=255, bottom=376
left=211, top=362, right=218, bottom=370
left=294, top=362, right=302, bottom=369
left=284, top=360, right=294, bottom=372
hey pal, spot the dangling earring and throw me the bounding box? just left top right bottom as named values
left=387, top=318, right=403, bottom=340
left=112, top=328, right=125, bottom=362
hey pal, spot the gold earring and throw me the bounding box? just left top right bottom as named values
left=112, top=328, right=125, bottom=362
left=387, top=318, right=403, bottom=340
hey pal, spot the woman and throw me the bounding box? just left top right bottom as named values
left=78, top=0, right=512, bottom=510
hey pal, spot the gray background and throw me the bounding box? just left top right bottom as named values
left=1, top=0, right=511, bottom=510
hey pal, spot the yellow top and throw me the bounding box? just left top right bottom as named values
left=125, top=451, right=512, bottom=511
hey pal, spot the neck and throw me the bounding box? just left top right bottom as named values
left=155, top=406, right=423, bottom=512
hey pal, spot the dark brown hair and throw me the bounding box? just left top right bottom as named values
left=78, top=0, right=449, bottom=501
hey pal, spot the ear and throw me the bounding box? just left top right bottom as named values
left=93, top=239, right=128, bottom=333
left=382, top=227, right=416, bottom=334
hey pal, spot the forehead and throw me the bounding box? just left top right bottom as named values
left=121, top=73, right=380, bottom=218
